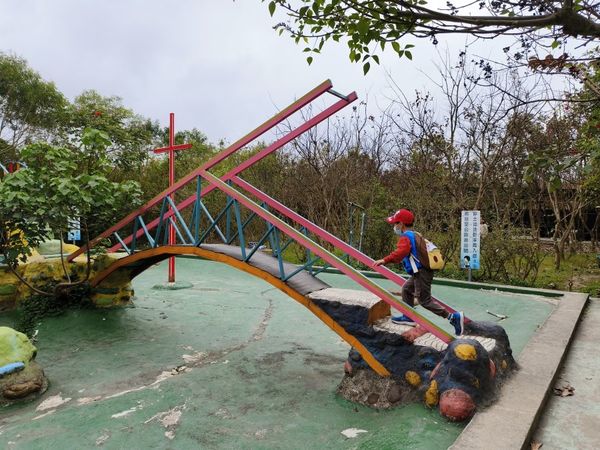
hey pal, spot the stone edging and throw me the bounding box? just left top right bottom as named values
left=449, top=292, right=589, bottom=450
left=312, top=266, right=563, bottom=298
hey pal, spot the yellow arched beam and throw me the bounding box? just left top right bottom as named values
left=92, top=246, right=391, bottom=377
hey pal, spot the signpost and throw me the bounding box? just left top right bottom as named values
left=67, top=218, right=81, bottom=243
left=153, top=113, right=192, bottom=284
left=460, top=210, right=481, bottom=281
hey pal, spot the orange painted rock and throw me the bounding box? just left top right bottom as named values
left=439, top=389, right=476, bottom=421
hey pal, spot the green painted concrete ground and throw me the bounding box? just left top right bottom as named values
left=0, top=258, right=555, bottom=449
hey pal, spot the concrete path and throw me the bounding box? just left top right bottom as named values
left=531, top=297, right=600, bottom=450
left=450, top=292, right=588, bottom=450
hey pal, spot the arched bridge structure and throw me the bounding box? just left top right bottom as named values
left=71, top=80, right=468, bottom=377
left=90, top=244, right=393, bottom=375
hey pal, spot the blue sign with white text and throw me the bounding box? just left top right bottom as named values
left=460, top=210, right=481, bottom=270
left=67, top=218, right=81, bottom=242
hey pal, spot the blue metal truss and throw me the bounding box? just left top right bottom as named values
left=114, top=176, right=335, bottom=285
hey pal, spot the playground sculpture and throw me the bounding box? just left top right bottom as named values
left=330, top=302, right=515, bottom=421
left=0, top=326, right=47, bottom=405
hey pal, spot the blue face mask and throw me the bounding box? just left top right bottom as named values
left=394, top=226, right=403, bottom=236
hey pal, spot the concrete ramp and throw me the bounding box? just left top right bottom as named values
left=308, top=288, right=391, bottom=325
left=200, top=244, right=329, bottom=296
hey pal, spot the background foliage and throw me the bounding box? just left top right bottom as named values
left=1, top=51, right=599, bottom=294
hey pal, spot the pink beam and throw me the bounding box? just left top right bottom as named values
left=231, top=176, right=464, bottom=319
left=68, top=79, right=334, bottom=262
left=200, top=169, right=454, bottom=344
left=108, top=92, right=358, bottom=252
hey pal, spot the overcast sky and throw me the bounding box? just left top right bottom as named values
left=0, top=0, right=503, bottom=144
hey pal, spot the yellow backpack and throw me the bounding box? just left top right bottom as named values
left=413, top=232, right=445, bottom=271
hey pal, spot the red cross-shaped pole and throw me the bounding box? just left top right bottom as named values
left=154, top=113, right=192, bottom=283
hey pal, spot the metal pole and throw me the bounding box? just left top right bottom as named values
left=168, top=113, right=176, bottom=283
left=358, top=212, right=366, bottom=252
left=348, top=201, right=366, bottom=253
left=463, top=256, right=472, bottom=282
left=348, top=203, right=355, bottom=263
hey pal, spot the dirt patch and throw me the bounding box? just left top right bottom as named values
left=258, top=351, right=293, bottom=365
left=337, top=369, right=418, bottom=409
left=571, top=272, right=600, bottom=294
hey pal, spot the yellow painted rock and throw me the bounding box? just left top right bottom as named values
left=425, top=380, right=439, bottom=407
left=405, top=370, right=421, bottom=387
left=0, top=327, right=36, bottom=366
left=454, top=343, right=477, bottom=361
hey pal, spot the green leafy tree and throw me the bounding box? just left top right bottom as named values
left=264, top=1, right=600, bottom=73
left=0, top=129, right=142, bottom=296
left=0, top=53, right=67, bottom=159
left=64, top=90, right=158, bottom=173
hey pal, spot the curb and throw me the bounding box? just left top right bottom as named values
left=313, top=266, right=564, bottom=298
left=450, top=291, right=589, bottom=450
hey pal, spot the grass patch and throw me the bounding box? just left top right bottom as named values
left=438, top=252, right=600, bottom=294
left=534, top=253, right=600, bottom=292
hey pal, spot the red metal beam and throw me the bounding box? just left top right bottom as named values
left=154, top=143, right=193, bottom=154
left=152, top=113, right=193, bottom=283
left=69, top=80, right=334, bottom=261
left=108, top=92, right=357, bottom=252
left=231, top=176, right=462, bottom=318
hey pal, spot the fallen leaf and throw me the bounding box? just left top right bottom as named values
left=531, top=441, right=543, bottom=450
left=553, top=383, right=575, bottom=397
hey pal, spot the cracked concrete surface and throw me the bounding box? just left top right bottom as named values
left=0, top=258, right=555, bottom=449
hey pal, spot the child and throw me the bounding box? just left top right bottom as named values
left=373, top=209, right=464, bottom=335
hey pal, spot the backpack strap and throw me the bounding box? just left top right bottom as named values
left=409, top=253, right=420, bottom=273
left=403, top=230, right=421, bottom=272
left=413, top=232, right=431, bottom=270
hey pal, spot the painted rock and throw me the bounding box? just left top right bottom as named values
left=439, top=388, right=476, bottom=421
left=0, top=327, right=47, bottom=405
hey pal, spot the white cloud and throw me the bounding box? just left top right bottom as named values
left=0, top=0, right=509, bottom=142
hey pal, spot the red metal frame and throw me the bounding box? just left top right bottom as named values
left=70, top=80, right=458, bottom=344
left=153, top=113, right=192, bottom=283
left=107, top=93, right=357, bottom=252
left=68, top=80, right=335, bottom=262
